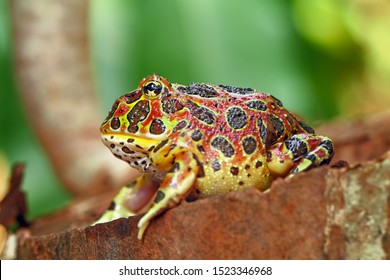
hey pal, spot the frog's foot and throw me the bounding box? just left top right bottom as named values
left=137, top=151, right=199, bottom=239
left=92, top=175, right=159, bottom=225
left=267, top=133, right=334, bottom=178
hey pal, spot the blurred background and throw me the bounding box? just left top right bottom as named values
left=0, top=0, right=389, bottom=219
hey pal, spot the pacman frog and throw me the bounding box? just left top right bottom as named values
left=95, top=74, right=334, bottom=239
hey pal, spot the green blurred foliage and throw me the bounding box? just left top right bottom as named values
left=1, top=0, right=362, bottom=218
left=91, top=0, right=349, bottom=120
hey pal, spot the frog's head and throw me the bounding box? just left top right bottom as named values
left=100, top=74, right=185, bottom=175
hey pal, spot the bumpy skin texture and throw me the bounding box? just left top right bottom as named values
left=95, top=74, right=334, bottom=239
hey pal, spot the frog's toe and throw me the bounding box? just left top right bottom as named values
left=288, top=136, right=334, bottom=175
left=267, top=134, right=334, bottom=178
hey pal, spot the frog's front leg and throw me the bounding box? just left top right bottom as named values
left=267, top=133, right=334, bottom=178
left=137, top=150, right=199, bottom=239
left=93, top=175, right=159, bottom=225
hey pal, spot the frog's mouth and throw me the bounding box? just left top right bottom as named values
left=101, top=132, right=161, bottom=154
left=101, top=132, right=165, bottom=180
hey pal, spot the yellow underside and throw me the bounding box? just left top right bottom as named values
left=196, top=158, right=272, bottom=197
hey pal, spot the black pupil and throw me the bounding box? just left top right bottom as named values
left=146, top=82, right=162, bottom=94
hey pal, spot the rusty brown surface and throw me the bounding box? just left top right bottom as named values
left=16, top=155, right=390, bottom=259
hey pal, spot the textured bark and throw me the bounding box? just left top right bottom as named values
left=14, top=112, right=390, bottom=260
left=11, top=0, right=136, bottom=195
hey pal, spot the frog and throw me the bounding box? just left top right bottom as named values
left=94, top=74, right=334, bottom=239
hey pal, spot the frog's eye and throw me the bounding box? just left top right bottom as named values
left=142, top=81, right=163, bottom=98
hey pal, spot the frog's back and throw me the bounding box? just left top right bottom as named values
left=168, top=81, right=312, bottom=146
left=162, top=81, right=313, bottom=197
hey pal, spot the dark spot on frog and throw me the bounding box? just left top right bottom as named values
left=259, top=120, right=273, bottom=148
left=162, top=98, right=185, bottom=114
left=212, top=161, right=221, bottom=172
left=191, top=130, right=203, bottom=141
left=153, top=139, right=169, bottom=152
left=186, top=100, right=216, bottom=125
left=110, top=144, right=115, bottom=149
left=258, top=115, right=284, bottom=148
left=197, top=144, right=205, bottom=154
left=255, top=160, right=263, bottom=168
left=230, top=166, right=239, bottom=176
left=124, top=90, right=142, bottom=104
left=270, top=115, right=285, bottom=138
left=178, top=83, right=217, bottom=98
left=194, top=107, right=216, bottom=125
left=285, top=136, right=308, bottom=159
left=173, top=120, right=188, bottom=132
left=219, top=84, right=254, bottom=95
left=192, top=154, right=205, bottom=178
left=154, top=191, right=165, bottom=203
left=127, top=138, right=134, bottom=143
left=148, top=145, right=155, bottom=152
left=245, top=164, right=250, bottom=170
left=239, top=181, right=244, bottom=186
left=247, top=100, right=266, bottom=111
left=122, top=146, right=134, bottom=154
left=127, top=100, right=150, bottom=133
left=149, top=118, right=166, bottom=135
left=242, top=136, right=257, bottom=155
left=211, top=136, right=235, bottom=158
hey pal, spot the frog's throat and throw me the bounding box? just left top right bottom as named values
left=101, top=133, right=161, bottom=150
